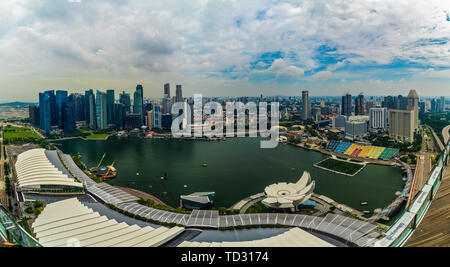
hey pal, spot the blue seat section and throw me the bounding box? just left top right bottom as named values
left=326, top=140, right=340, bottom=151
left=334, top=142, right=352, bottom=153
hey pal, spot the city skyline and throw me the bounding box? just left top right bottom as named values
left=0, top=0, right=450, bottom=102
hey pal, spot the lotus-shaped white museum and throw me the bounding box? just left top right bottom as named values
left=262, top=171, right=315, bottom=210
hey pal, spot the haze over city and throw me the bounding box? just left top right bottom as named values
left=1, top=0, right=450, bottom=102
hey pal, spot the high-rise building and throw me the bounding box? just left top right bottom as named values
left=96, top=91, right=108, bottom=130
left=161, top=114, right=173, bottom=130
left=29, top=105, right=40, bottom=127
left=114, top=103, right=126, bottom=130
left=62, top=103, right=76, bottom=133
left=301, top=90, right=311, bottom=120
left=388, top=109, right=416, bottom=142
left=86, top=90, right=97, bottom=129
left=419, top=101, right=426, bottom=115
left=39, top=93, right=51, bottom=134
left=176, top=85, right=183, bottom=102
left=440, top=96, right=445, bottom=112
left=119, top=92, right=131, bottom=113
left=345, top=116, right=369, bottom=141
left=332, top=115, right=346, bottom=130
left=369, top=107, right=387, bottom=131
left=154, top=105, right=162, bottom=128
left=134, top=85, right=144, bottom=125
left=68, top=93, right=85, bottom=122
left=341, top=93, right=352, bottom=116
left=56, top=90, right=68, bottom=128
left=388, top=90, right=419, bottom=142
left=365, top=101, right=374, bottom=114
left=164, top=83, right=170, bottom=98
left=355, top=94, right=365, bottom=115
left=39, top=91, right=54, bottom=135
left=147, top=110, right=155, bottom=129
left=106, top=90, right=115, bottom=125
left=85, top=89, right=95, bottom=127
left=312, top=106, right=321, bottom=122
left=407, top=90, right=419, bottom=130
left=125, top=114, right=142, bottom=130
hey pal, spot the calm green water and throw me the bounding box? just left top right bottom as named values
left=55, top=137, right=404, bottom=212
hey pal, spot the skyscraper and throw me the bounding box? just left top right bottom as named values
left=388, top=90, right=419, bottom=142
left=29, top=105, right=40, bottom=127
left=162, top=84, right=172, bottom=114
left=86, top=90, right=97, bottom=129
left=107, top=89, right=115, bottom=125
left=355, top=94, right=365, bottom=115
left=369, top=107, right=387, bottom=130
left=62, top=102, right=76, bottom=133
left=96, top=91, right=108, bottom=130
left=341, top=93, right=352, bottom=116
left=301, top=90, right=311, bottom=120
left=56, top=90, right=68, bottom=128
left=39, top=91, right=53, bottom=135
left=164, top=83, right=170, bottom=98
left=407, top=90, right=419, bottom=131
left=68, top=93, right=85, bottom=122
left=85, top=89, right=95, bottom=127
left=114, top=103, right=126, bottom=130
left=134, top=85, right=144, bottom=125
left=119, top=92, right=131, bottom=113
left=176, top=85, right=183, bottom=102
left=440, top=96, right=446, bottom=112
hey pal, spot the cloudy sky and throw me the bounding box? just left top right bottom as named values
left=1, top=0, right=449, bottom=102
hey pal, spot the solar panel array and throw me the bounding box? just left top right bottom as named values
left=326, top=141, right=399, bottom=160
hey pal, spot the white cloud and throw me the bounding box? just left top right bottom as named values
left=259, top=59, right=304, bottom=78
left=0, top=0, right=450, bottom=101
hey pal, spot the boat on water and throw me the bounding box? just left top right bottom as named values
left=202, top=163, right=208, bottom=167
left=360, top=202, right=368, bottom=206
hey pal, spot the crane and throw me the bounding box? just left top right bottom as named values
left=96, top=153, right=106, bottom=169
left=105, top=161, right=116, bottom=177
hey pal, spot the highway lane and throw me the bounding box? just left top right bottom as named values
left=443, top=125, right=450, bottom=145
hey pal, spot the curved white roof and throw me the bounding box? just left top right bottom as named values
left=32, top=198, right=184, bottom=247
left=15, top=149, right=83, bottom=190
left=178, top=227, right=333, bottom=247
left=262, top=171, right=315, bottom=209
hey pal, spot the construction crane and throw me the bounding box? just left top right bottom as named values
left=90, top=153, right=106, bottom=173
left=96, top=153, right=106, bottom=169
left=105, top=161, right=116, bottom=177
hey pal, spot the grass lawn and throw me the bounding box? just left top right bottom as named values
left=4, top=131, right=40, bottom=140
left=316, top=158, right=364, bottom=175
left=86, top=133, right=110, bottom=140
left=3, top=126, right=28, bottom=132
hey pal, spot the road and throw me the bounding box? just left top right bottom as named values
left=0, top=125, right=9, bottom=208
left=443, top=125, right=450, bottom=145
left=409, top=128, right=433, bottom=202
